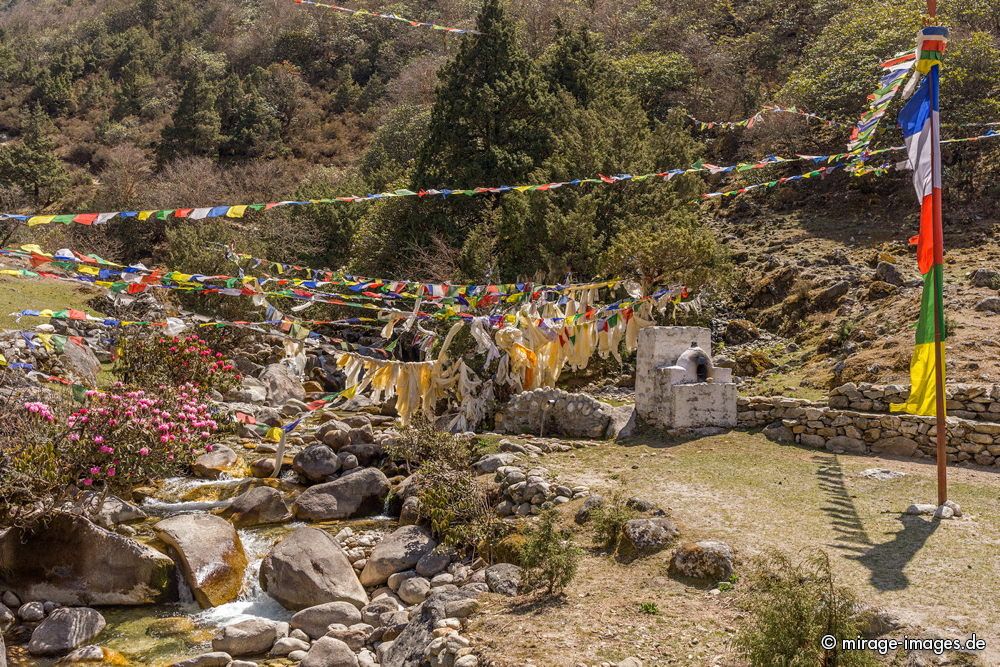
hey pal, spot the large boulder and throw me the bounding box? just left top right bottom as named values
left=191, top=445, right=239, bottom=480
left=293, top=444, right=342, bottom=482
left=0, top=513, right=175, bottom=606
left=495, top=387, right=617, bottom=439
left=260, top=527, right=368, bottom=611
left=620, top=518, right=679, bottom=557
left=291, top=601, right=362, bottom=640
left=359, top=526, right=437, bottom=587
left=154, top=514, right=248, bottom=608
left=261, top=363, right=305, bottom=406
left=61, top=340, right=101, bottom=386
left=292, top=468, right=390, bottom=521
left=301, top=636, right=358, bottom=667
left=669, top=541, right=735, bottom=582
left=27, top=607, right=106, bottom=656
left=484, top=563, right=521, bottom=596
left=219, top=486, right=292, bottom=527
left=211, top=618, right=279, bottom=657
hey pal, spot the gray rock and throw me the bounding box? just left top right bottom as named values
left=191, top=444, right=239, bottom=480
left=260, top=527, right=368, bottom=610
left=974, top=297, right=1000, bottom=314
left=472, top=452, right=519, bottom=474
left=301, top=636, right=359, bottom=667
left=968, top=268, right=1000, bottom=288
left=60, top=340, right=101, bottom=386
left=2, top=591, right=18, bottom=607
left=19, top=600, right=45, bottom=621
left=0, top=634, right=4, bottom=667
left=496, top=388, right=618, bottom=439
left=621, top=518, right=679, bottom=556
left=484, top=563, right=521, bottom=596
left=270, top=636, right=311, bottom=657
left=325, top=623, right=372, bottom=651
left=605, top=405, right=637, bottom=440
left=27, top=607, right=106, bottom=656
left=871, top=436, right=919, bottom=457
left=669, top=541, right=735, bottom=581
left=170, top=652, right=232, bottom=667
left=292, top=468, right=390, bottom=521
left=574, top=494, right=604, bottom=524
left=0, top=602, right=14, bottom=632
left=397, top=577, right=430, bottom=605
left=379, top=589, right=478, bottom=667
left=219, top=486, right=292, bottom=527
left=905, top=503, right=937, bottom=516
left=211, top=618, right=278, bottom=657
left=762, top=421, right=795, bottom=444
left=874, top=261, right=906, bottom=286
left=361, top=597, right=403, bottom=626
left=360, top=526, right=438, bottom=587
left=293, top=444, right=342, bottom=482
left=261, top=363, right=305, bottom=406
left=81, top=493, right=147, bottom=528
left=291, top=601, right=363, bottom=640
left=58, top=645, right=105, bottom=662
left=415, top=550, right=451, bottom=578
left=154, top=514, right=248, bottom=609
left=0, top=513, right=175, bottom=606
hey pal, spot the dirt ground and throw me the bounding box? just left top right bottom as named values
left=466, top=431, right=1000, bottom=666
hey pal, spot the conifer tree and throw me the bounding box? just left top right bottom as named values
left=0, top=104, right=69, bottom=204
left=159, top=69, right=222, bottom=161
left=413, top=0, right=556, bottom=188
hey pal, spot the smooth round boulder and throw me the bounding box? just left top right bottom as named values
left=0, top=513, right=175, bottom=606
left=27, top=607, right=106, bottom=656
left=292, top=468, right=390, bottom=521
left=260, top=527, right=368, bottom=611
left=219, top=486, right=292, bottom=527
left=293, top=444, right=341, bottom=482
left=301, top=636, right=359, bottom=667
left=291, top=601, right=362, bottom=640
left=211, top=618, right=278, bottom=657
left=154, top=514, right=248, bottom=609
left=170, top=652, right=232, bottom=667
left=192, top=445, right=239, bottom=479
left=397, top=577, right=430, bottom=605
left=359, top=526, right=437, bottom=587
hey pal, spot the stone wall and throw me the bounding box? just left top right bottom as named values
left=738, top=396, right=1000, bottom=467
left=829, top=382, right=1000, bottom=422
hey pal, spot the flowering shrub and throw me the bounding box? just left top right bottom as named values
left=67, top=383, right=219, bottom=492
left=115, top=333, right=240, bottom=393
left=0, top=382, right=221, bottom=527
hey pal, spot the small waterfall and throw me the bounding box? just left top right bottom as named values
left=194, top=528, right=292, bottom=626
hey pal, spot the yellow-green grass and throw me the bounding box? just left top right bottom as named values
left=469, top=431, right=1000, bottom=666
left=0, top=274, right=105, bottom=330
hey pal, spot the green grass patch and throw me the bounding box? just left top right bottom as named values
left=0, top=275, right=105, bottom=330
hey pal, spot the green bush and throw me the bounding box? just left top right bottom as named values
left=589, top=490, right=638, bottom=553
left=114, top=333, right=240, bottom=394
left=732, top=550, right=878, bottom=667
left=520, top=510, right=582, bottom=595
left=385, top=418, right=472, bottom=474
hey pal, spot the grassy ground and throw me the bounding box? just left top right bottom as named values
left=0, top=274, right=104, bottom=329
left=467, top=431, right=1000, bottom=666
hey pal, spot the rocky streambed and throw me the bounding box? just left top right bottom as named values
left=0, top=407, right=580, bottom=667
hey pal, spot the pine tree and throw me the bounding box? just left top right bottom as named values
left=366, top=0, right=558, bottom=277
left=158, top=69, right=222, bottom=161
left=541, top=26, right=608, bottom=108
left=0, top=104, right=69, bottom=204
left=413, top=0, right=556, bottom=188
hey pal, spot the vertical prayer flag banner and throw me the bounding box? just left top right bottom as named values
left=891, top=27, right=949, bottom=417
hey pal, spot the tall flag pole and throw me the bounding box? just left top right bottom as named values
left=889, top=18, right=949, bottom=506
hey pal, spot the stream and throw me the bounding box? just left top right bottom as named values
left=6, top=467, right=399, bottom=667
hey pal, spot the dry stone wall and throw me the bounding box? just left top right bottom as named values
left=829, top=382, right=1000, bottom=421
left=738, top=396, right=1000, bottom=467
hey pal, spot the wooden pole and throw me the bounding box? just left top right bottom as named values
left=927, top=0, right=948, bottom=506
left=271, top=430, right=287, bottom=479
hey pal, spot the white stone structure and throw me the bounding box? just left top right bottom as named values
left=635, top=326, right=737, bottom=429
